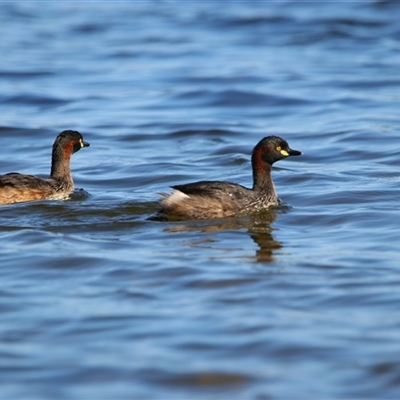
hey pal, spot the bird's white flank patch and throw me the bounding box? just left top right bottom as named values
left=164, top=190, right=190, bottom=205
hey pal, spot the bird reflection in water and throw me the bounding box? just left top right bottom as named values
left=249, top=210, right=282, bottom=263
left=162, top=209, right=282, bottom=263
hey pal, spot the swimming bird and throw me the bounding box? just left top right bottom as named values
left=159, top=135, right=301, bottom=220
left=0, top=130, right=90, bottom=205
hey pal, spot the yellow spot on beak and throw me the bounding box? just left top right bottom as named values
left=280, top=149, right=289, bottom=157
left=79, top=139, right=84, bottom=148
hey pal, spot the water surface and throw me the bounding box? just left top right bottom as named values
left=1, top=1, right=400, bottom=399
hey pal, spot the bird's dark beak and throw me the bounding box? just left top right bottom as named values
left=288, top=148, right=301, bottom=156
left=80, top=139, right=90, bottom=148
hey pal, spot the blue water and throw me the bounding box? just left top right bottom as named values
left=1, top=1, right=400, bottom=398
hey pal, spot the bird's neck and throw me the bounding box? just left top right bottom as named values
left=50, top=147, right=73, bottom=186
left=252, top=163, right=276, bottom=196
